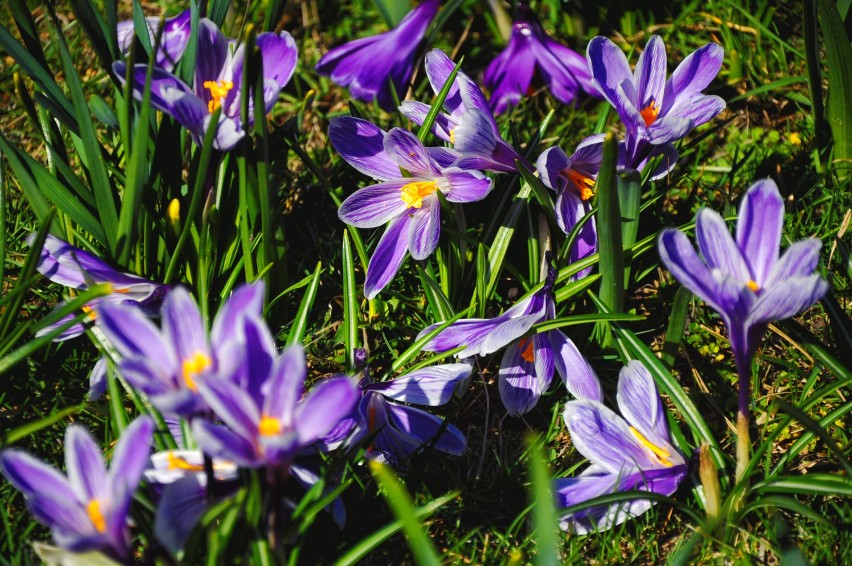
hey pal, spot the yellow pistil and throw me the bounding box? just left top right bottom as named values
left=167, top=452, right=204, bottom=472
left=518, top=337, right=535, bottom=363
left=565, top=169, right=595, bottom=201
left=630, top=426, right=674, bottom=467
left=203, top=80, right=234, bottom=113
left=400, top=180, right=439, bottom=209
left=746, top=280, right=760, bottom=292
left=181, top=351, right=211, bottom=392
left=86, top=499, right=107, bottom=533
left=258, top=415, right=282, bottom=437
left=640, top=99, right=659, bottom=127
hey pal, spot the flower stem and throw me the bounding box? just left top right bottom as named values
left=735, top=354, right=752, bottom=484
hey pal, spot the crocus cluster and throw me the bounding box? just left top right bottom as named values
left=115, top=17, right=298, bottom=150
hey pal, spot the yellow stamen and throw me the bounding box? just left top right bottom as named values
left=203, top=80, right=234, bottom=113
left=81, top=305, right=97, bottom=321
left=400, top=180, right=439, bottom=209
left=86, top=499, right=107, bottom=533
left=449, top=129, right=456, bottom=145
left=518, top=337, right=535, bottom=363
left=640, top=99, right=659, bottom=127
left=258, top=415, right=282, bottom=437
left=746, top=280, right=760, bottom=292
left=167, top=452, right=204, bottom=472
left=182, top=351, right=211, bottom=392
left=630, top=426, right=674, bottom=467
left=565, top=169, right=595, bottom=201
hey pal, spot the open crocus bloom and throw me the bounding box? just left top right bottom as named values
left=315, top=0, right=440, bottom=110
left=0, top=417, right=153, bottom=560
left=332, top=116, right=492, bottom=297
left=483, top=3, right=597, bottom=115
left=30, top=234, right=169, bottom=341
left=399, top=49, right=526, bottom=173
left=555, top=362, right=687, bottom=534
left=97, top=283, right=264, bottom=416
left=418, top=268, right=602, bottom=415
left=343, top=363, right=471, bottom=469
left=116, top=8, right=191, bottom=72
left=658, top=179, right=828, bottom=409
left=587, top=35, right=725, bottom=147
left=114, top=18, right=297, bottom=150
left=192, top=322, right=359, bottom=469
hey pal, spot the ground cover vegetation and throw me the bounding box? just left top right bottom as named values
left=0, top=0, right=850, bottom=563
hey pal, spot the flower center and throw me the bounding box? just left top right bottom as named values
left=565, top=169, right=595, bottom=201
left=630, top=426, right=674, bottom=467
left=203, top=80, right=234, bottom=113
left=400, top=180, right=438, bottom=209
left=258, top=415, right=282, bottom=437
left=86, top=499, right=107, bottom=533
left=81, top=305, right=97, bottom=321
left=640, top=99, right=659, bottom=127
left=167, top=452, right=204, bottom=472
left=746, top=280, right=760, bottom=292
left=518, top=337, right=535, bottom=363
left=182, top=351, right=211, bottom=392
left=449, top=129, right=456, bottom=145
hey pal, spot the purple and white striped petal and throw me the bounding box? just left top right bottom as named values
left=586, top=37, right=633, bottom=108
left=747, top=275, right=828, bottom=325
left=550, top=330, right=602, bottom=402
left=384, top=403, right=466, bottom=455
left=365, top=214, right=412, bottom=299
left=616, top=361, right=671, bottom=450
left=329, top=117, right=401, bottom=181
left=735, top=178, right=784, bottom=284
left=65, top=426, right=107, bottom=503
left=338, top=181, right=411, bottom=229
left=696, top=208, right=750, bottom=281
left=407, top=202, right=441, bottom=261
left=366, top=363, right=472, bottom=406
left=294, top=377, right=359, bottom=445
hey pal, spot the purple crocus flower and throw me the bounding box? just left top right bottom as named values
left=116, top=8, right=191, bottom=72
left=658, top=179, right=827, bottom=454
left=315, top=0, right=441, bottom=110
left=331, top=116, right=492, bottom=298
left=29, top=234, right=169, bottom=341
left=418, top=267, right=602, bottom=415
left=0, top=417, right=153, bottom=560
left=554, top=361, right=687, bottom=534
left=114, top=18, right=297, bottom=150
left=191, top=316, right=359, bottom=469
left=97, top=283, right=264, bottom=417
left=483, top=3, right=598, bottom=115
left=342, top=363, right=471, bottom=469
left=586, top=35, right=725, bottom=151
left=399, top=49, right=527, bottom=174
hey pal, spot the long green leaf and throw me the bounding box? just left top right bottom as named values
left=818, top=0, right=852, bottom=180
left=286, top=262, right=323, bottom=345
left=369, top=462, right=442, bottom=566
left=527, top=436, right=558, bottom=566
left=342, top=230, right=359, bottom=370
left=752, top=474, right=852, bottom=496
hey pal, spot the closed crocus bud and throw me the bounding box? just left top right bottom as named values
left=699, top=443, right=721, bottom=526
left=168, top=198, right=181, bottom=232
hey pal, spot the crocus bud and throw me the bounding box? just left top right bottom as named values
left=168, top=198, right=181, bottom=233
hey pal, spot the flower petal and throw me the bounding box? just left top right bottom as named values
left=695, top=208, right=750, bottom=281
left=210, top=282, right=265, bottom=349
left=587, top=36, right=633, bottom=107
left=365, top=214, right=412, bottom=299
left=385, top=403, right=466, bottom=456
left=498, top=339, right=543, bottom=416
left=1, top=450, right=75, bottom=502
left=536, top=146, right=571, bottom=192
left=384, top=128, right=437, bottom=177
left=328, top=117, right=400, bottom=181
left=294, top=377, right=359, bottom=444
left=658, top=229, right=725, bottom=315
left=338, top=181, right=411, bottom=229
left=161, top=287, right=207, bottom=362
left=263, top=345, right=306, bottom=423
left=748, top=275, right=828, bottom=325
left=664, top=42, right=724, bottom=112
left=154, top=476, right=208, bottom=553
left=196, top=379, right=259, bottom=442
left=633, top=35, right=667, bottom=112
left=107, top=416, right=154, bottom=499
left=616, top=361, right=671, bottom=450
left=65, top=426, right=107, bottom=502
left=256, top=31, right=298, bottom=89
left=407, top=202, right=441, bottom=261
left=765, top=239, right=823, bottom=287
left=550, top=330, right=602, bottom=402
left=442, top=168, right=492, bottom=203
left=191, top=421, right=259, bottom=468
left=424, top=49, right=464, bottom=116
left=366, top=363, right=472, bottom=406
left=735, top=178, right=784, bottom=284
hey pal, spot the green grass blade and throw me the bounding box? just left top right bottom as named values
left=372, top=0, right=410, bottom=27
left=594, top=133, right=623, bottom=313
left=4, top=404, right=85, bottom=445
left=618, top=171, right=641, bottom=287
left=368, top=461, right=442, bottom=566
left=417, top=58, right=463, bottom=143
left=333, top=491, right=457, bottom=566
left=286, top=262, right=323, bottom=346
left=532, top=312, right=645, bottom=333
left=818, top=0, right=852, bottom=180
left=342, top=229, right=359, bottom=370
left=661, top=287, right=691, bottom=368
left=752, top=474, right=852, bottom=496
left=526, top=435, right=559, bottom=566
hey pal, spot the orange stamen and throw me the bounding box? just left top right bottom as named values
left=565, top=169, right=595, bottom=201
left=746, top=280, right=760, bottom=292
left=640, top=99, right=659, bottom=127
left=203, top=80, right=234, bottom=113
left=181, top=351, right=211, bottom=392
left=258, top=415, right=282, bottom=437
left=166, top=452, right=204, bottom=472
left=400, top=180, right=438, bottom=209
left=86, top=499, right=107, bottom=533
left=630, top=426, right=674, bottom=467
left=518, top=337, right=535, bottom=363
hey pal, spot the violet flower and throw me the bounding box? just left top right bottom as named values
left=97, top=283, right=265, bottom=417
left=399, top=49, right=527, bottom=173
left=331, top=116, right=492, bottom=298
left=315, top=0, right=441, bottom=110
left=658, top=179, right=827, bottom=478
left=114, top=18, right=297, bottom=150
left=116, top=8, right=191, bottom=72
left=343, top=363, right=471, bottom=469
left=191, top=317, right=359, bottom=470
left=586, top=34, right=725, bottom=158
left=554, top=361, right=687, bottom=534
left=418, top=267, right=602, bottom=415
left=483, top=3, right=597, bottom=115
left=29, top=234, right=169, bottom=341
left=0, top=417, right=153, bottom=560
